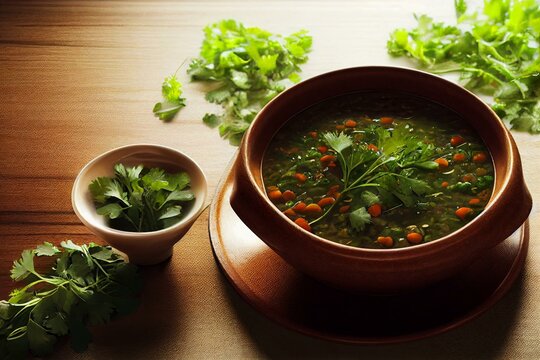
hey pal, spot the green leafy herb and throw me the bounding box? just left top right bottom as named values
left=311, top=127, right=434, bottom=226
left=153, top=74, right=186, bottom=122
left=387, top=0, right=540, bottom=133
left=89, top=163, right=195, bottom=232
left=0, top=241, right=140, bottom=358
left=349, top=207, right=371, bottom=231
left=188, top=19, right=313, bottom=145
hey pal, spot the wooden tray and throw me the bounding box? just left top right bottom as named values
left=209, top=160, right=529, bottom=344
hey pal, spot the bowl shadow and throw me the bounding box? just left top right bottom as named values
left=218, top=250, right=527, bottom=359
left=81, top=258, right=187, bottom=358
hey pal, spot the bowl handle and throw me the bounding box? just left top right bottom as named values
left=229, top=155, right=284, bottom=245
left=484, top=175, right=532, bottom=249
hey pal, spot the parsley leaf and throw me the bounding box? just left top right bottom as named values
left=0, top=242, right=141, bottom=358
left=311, top=125, right=434, bottom=227
left=387, top=0, right=540, bottom=133
left=89, top=164, right=195, bottom=232
left=349, top=207, right=371, bottom=231
left=188, top=20, right=312, bottom=144
left=153, top=74, right=186, bottom=122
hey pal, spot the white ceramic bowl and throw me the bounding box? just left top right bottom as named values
left=72, top=144, right=207, bottom=265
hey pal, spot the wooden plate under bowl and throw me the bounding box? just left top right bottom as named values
left=209, top=159, right=529, bottom=344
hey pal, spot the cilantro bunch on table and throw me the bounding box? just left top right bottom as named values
left=0, top=241, right=141, bottom=358
left=89, top=163, right=195, bottom=232
left=153, top=74, right=186, bottom=121
left=188, top=19, right=313, bottom=145
left=387, top=0, right=540, bottom=133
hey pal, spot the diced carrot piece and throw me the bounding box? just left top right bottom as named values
left=380, top=117, right=394, bottom=125
left=333, top=192, right=341, bottom=200
left=344, top=119, right=357, bottom=128
left=282, top=190, right=296, bottom=201
left=455, top=207, right=473, bottom=220
left=376, top=236, right=393, bottom=248
left=317, top=145, right=328, bottom=153
left=367, top=144, right=378, bottom=152
left=294, top=217, right=311, bottom=232
left=283, top=208, right=296, bottom=218
left=318, top=197, right=335, bottom=207
left=473, top=152, right=488, bottom=163
left=367, top=203, right=382, bottom=217
left=406, top=232, right=423, bottom=244
left=450, top=135, right=465, bottom=147
left=292, top=201, right=307, bottom=212
left=294, top=173, right=307, bottom=183
left=441, top=181, right=449, bottom=188
left=308, top=131, right=317, bottom=139
left=335, top=124, right=345, bottom=131
left=469, top=198, right=481, bottom=205
left=268, top=190, right=282, bottom=202
left=327, top=185, right=340, bottom=196
left=453, top=153, right=466, bottom=162
left=339, top=205, right=351, bottom=213
left=462, top=173, right=476, bottom=183
left=267, top=185, right=279, bottom=192
left=320, top=154, right=336, bottom=163
left=304, top=203, right=323, bottom=214
left=435, top=157, right=449, bottom=168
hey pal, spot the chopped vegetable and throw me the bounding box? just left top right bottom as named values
left=453, top=153, right=466, bottom=162
left=318, top=197, right=336, bottom=208
left=0, top=241, right=140, bottom=358
left=455, top=206, right=473, bottom=220
left=406, top=232, right=423, bottom=244
left=189, top=19, right=312, bottom=145
left=282, top=190, right=296, bottom=201
left=153, top=74, right=186, bottom=121
left=344, top=119, right=357, bottom=128
left=450, top=135, right=465, bottom=147
left=473, top=152, right=488, bottom=163
left=294, top=217, right=311, bottom=232
left=435, top=157, right=449, bottom=168
left=268, top=190, right=283, bottom=202
left=304, top=203, right=323, bottom=214
left=367, top=203, right=382, bottom=218
left=294, top=173, right=307, bottom=183
left=89, top=164, right=195, bottom=232
left=387, top=0, right=540, bottom=133
left=377, top=236, right=394, bottom=248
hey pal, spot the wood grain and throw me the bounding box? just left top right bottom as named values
left=1, top=1, right=539, bottom=359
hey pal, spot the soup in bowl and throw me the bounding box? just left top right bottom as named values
left=230, top=66, right=531, bottom=294
left=262, top=92, right=494, bottom=249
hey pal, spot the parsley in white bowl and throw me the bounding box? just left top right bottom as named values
left=72, top=144, right=207, bottom=265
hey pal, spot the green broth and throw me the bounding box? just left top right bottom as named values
left=262, top=92, right=494, bottom=249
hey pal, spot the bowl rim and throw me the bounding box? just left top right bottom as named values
left=239, top=65, right=516, bottom=256
left=72, top=143, right=208, bottom=237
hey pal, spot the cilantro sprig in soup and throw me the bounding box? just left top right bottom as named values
left=262, top=92, right=494, bottom=249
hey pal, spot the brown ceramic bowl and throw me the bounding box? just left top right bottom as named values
left=230, top=66, right=532, bottom=294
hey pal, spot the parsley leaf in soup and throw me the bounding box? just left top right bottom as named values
left=0, top=241, right=141, bottom=358
left=387, top=0, right=540, bottom=133
left=189, top=19, right=312, bottom=145
left=311, top=128, right=433, bottom=226
left=349, top=207, right=372, bottom=231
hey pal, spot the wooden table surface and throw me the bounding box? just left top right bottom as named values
left=1, top=1, right=539, bottom=359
